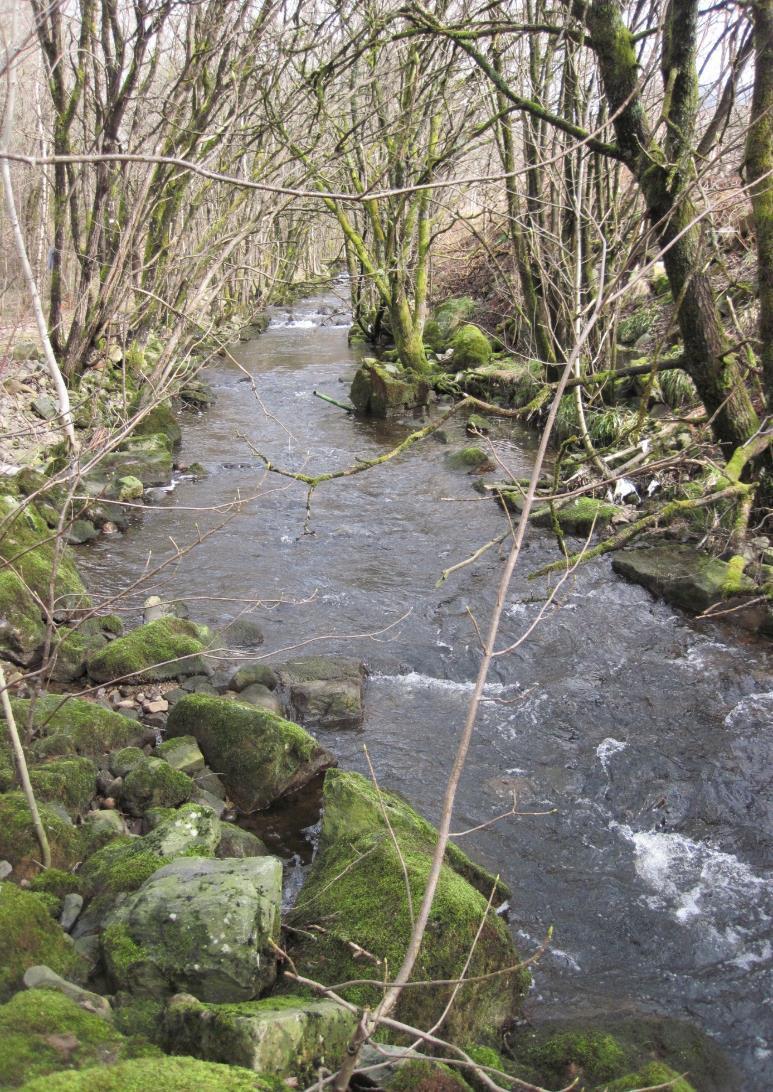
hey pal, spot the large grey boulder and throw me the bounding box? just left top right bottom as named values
left=277, top=656, right=365, bottom=729
left=165, top=993, right=356, bottom=1080
left=102, top=855, right=282, bottom=1002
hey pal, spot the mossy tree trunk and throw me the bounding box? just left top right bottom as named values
left=745, top=0, right=773, bottom=413
left=584, top=0, right=761, bottom=456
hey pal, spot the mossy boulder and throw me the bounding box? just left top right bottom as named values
left=216, top=823, right=269, bottom=859
left=286, top=770, right=522, bottom=1044
left=166, top=694, right=336, bottom=813
left=48, top=629, right=107, bottom=684
left=164, top=994, right=356, bottom=1080
left=80, top=804, right=222, bottom=909
left=103, top=854, right=282, bottom=1002
left=131, top=401, right=182, bottom=449
left=447, top=446, right=490, bottom=471
left=230, top=663, right=278, bottom=692
left=119, top=757, right=193, bottom=817
left=350, top=360, right=431, bottom=418
left=86, top=618, right=207, bottom=684
left=29, top=757, right=97, bottom=815
left=612, top=545, right=756, bottom=616
left=276, top=656, right=365, bottom=729
left=0, top=989, right=148, bottom=1088
left=0, top=495, right=89, bottom=663
left=0, top=885, right=84, bottom=1000
left=531, top=497, right=622, bottom=535
left=154, top=735, right=205, bottom=774
left=0, top=792, right=83, bottom=879
left=605, top=1062, right=695, bottom=1091
left=383, top=1058, right=473, bottom=1092
left=507, top=1015, right=739, bottom=1092
left=450, top=325, right=492, bottom=368
left=18, top=1055, right=278, bottom=1091
left=98, top=433, right=173, bottom=488
left=424, top=297, right=477, bottom=351
left=8, top=695, right=146, bottom=762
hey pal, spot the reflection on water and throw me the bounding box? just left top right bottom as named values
left=78, top=288, right=772, bottom=1087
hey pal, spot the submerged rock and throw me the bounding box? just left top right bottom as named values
left=86, top=618, right=207, bottom=684
left=164, top=993, right=355, bottom=1079
left=102, top=855, right=282, bottom=1002
left=507, top=1014, right=740, bottom=1092
left=166, top=694, right=336, bottom=813
left=277, top=655, right=365, bottom=729
left=612, top=545, right=757, bottom=616
left=286, top=770, right=523, bottom=1044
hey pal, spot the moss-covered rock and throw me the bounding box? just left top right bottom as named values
left=215, top=823, right=269, bottom=859
left=97, top=433, right=173, bottom=488
left=80, top=804, right=222, bottom=908
left=286, top=770, right=522, bottom=1044
left=120, top=757, right=193, bottom=817
left=154, top=735, right=205, bottom=774
left=102, top=855, right=282, bottom=1001
left=447, top=446, right=490, bottom=470
left=29, top=757, right=97, bottom=815
left=164, top=993, right=356, bottom=1080
left=86, top=618, right=207, bottom=684
left=47, top=629, right=107, bottom=684
left=350, top=360, right=431, bottom=418
left=0, top=989, right=149, bottom=1087
left=0, top=886, right=84, bottom=1000
left=531, top=497, right=622, bottom=535
left=604, top=1062, right=695, bottom=1091
left=0, top=792, right=83, bottom=879
left=166, top=694, right=335, bottom=813
left=0, top=570, right=46, bottom=664
left=424, top=297, right=477, bottom=351
left=18, top=1055, right=278, bottom=1091
left=612, top=545, right=757, bottom=616
left=131, top=402, right=182, bottom=449
left=385, top=1058, right=473, bottom=1092
left=450, top=325, right=492, bottom=368
left=108, top=746, right=146, bottom=778
left=230, top=663, right=278, bottom=692
left=8, top=695, right=146, bottom=762
left=507, top=1016, right=740, bottom=1092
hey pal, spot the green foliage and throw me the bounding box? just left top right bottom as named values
left=660, top=368, right=699, bottom=408
left=555, top=395, right=580, bottom=442
left=617, top=304, right=657, bottom=345
left=587, top=406, right=639, bottom=446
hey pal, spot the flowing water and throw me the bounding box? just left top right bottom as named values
left=80, top=287, right=772, bottom=1087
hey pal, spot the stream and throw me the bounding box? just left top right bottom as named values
left=79, top=286, right=772, bottom=1088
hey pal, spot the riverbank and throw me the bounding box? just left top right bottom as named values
left=1, top=292, right=771, bottom=1090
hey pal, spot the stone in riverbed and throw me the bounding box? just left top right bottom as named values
left=85, top=618, right=208, bottom=684
left=166, top=693, right=336, bottom=813
left=164, top=993, right=356, bottom=1079
left=612, top=544, right=756, bottom=615
left=350, top=359, right=431, bottom=418
left=155, top=735, right=205, bottom=774
left=286, top=770, right=523, bottom=1045
left=119, top=756, right=193, bottom=816
left=235, top=683, right=282, bottom=714
left=102, top=854, right=282, bottom=1002
left=276, top=655, right=365, bottom=729
left=230, top=662, right=278, bottom=691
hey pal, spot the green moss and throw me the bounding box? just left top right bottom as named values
left=0, top=989, right=140, bottom=1087
left=18, top=1056, right=280, bottom=1091
left=29, top=867, right=83, bottom=900
left=0, top=740, right=15, bottom=791
left=29, top=757, right=97, bottom=814
left=517, top=1029, right=626, bottom=1086
left=0, top=569, right=46, bottom=661
left=603, top=1061, right=696, bottom=1091
left=112, top=998, right=165, bottom=1043
left=131, top=402, right=181, bottom=448
left=531, top=497, right=621, bottom=536
left=389, top=1059, right=473, bottom=1092
left=101, top=923, right=151, bottom=983
left=0, top=791, right=83, bottom=879
left=86, top=618, right=206, bottom=684
left=9, top=695, right=143, bottom=762
left=425, top=297, right=477, bottom=351
left=80, top=840, right=169, bottom=900
left=0, top=884, right=83, bottom=1000
left=721, top=554, right=747, bottom=595
left=451, top=325, right=492, bottom=368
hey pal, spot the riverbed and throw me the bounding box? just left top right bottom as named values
left=79, top=287, right=773, bottom=1087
